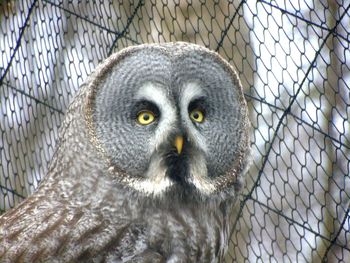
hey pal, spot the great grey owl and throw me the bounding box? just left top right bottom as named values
left=0, top=42, right=250, bottom=262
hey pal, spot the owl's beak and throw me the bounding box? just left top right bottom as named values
left=174, top=135, right=184, bottom=155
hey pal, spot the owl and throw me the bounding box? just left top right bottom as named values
left=0, top=42, right=250, bottom=262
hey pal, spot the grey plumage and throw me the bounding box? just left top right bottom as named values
left=0, top=42, right=250, bottom=262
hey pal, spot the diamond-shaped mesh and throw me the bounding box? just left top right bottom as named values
left=1, top=1, right=349, bottom=262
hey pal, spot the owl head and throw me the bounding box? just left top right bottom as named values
left=82, top=42, right=250, bottom=201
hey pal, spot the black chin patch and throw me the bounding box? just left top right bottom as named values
left=164, top=150, right=189, bottom=185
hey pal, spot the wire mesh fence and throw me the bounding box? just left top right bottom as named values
left=0, top=0, right=349, bottom=262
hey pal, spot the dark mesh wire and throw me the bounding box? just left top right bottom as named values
left=0, top=0, right=349, bottom=262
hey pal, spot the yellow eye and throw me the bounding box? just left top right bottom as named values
left=189, top=109, right=204, bottom=123
left=137, top=111, right=155, bottom=125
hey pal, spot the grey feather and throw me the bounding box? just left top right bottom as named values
left=0, top=42, right=250, bottom=263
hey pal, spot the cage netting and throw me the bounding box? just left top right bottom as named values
left=0, top=0, right=349, bottom=262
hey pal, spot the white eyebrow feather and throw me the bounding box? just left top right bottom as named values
left=179, top=82, right=204, bottom=107
left=136, top=83, right=170, bottom=108
left=179, top=82, right=208, bottom=153
left=136, top=83, right=177, bottom=152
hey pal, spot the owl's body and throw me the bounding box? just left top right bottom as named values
left=0, top=43, right=250, bottom=262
